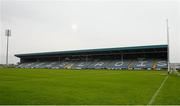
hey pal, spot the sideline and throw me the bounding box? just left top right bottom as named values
left=147, top=75, right=169, bottom=105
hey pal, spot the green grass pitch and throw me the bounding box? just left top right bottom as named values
left=0, top=68, right=180, bottom=105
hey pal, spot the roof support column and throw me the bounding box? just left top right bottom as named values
left=36, top=58, right=39, bottom=62
left=86, top=55, right=88, bottom=65
left=121, top=53, right=123, bottom=62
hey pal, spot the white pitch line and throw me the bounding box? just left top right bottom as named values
left=148, top=75, right=169, bottom=105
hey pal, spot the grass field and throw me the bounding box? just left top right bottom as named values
left=0, top=68, right=180, bottom=105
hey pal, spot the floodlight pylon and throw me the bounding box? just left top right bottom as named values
left=5, top=29, right=11, bottom=66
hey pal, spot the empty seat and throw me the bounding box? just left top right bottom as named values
left=108, top=60, right=131, bottom=69
left=156, top=60, right=167, bottom=69
left=131, top=59, right=153, bottom=70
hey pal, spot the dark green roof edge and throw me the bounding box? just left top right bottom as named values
left=15, top=44, right=167, bottom=58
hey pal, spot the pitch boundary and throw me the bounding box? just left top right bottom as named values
left=147, top=75, right=169, bottom=105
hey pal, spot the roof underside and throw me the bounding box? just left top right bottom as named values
left=15, top=45, right=167, bottom=58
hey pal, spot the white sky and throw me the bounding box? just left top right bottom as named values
left=0, top=0, right=180, bottom=64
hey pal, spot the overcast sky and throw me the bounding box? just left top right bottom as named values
left=0, top=0, right=180, bottom=64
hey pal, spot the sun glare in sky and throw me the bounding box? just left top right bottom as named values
left=72, top=24, right=78, bottom=32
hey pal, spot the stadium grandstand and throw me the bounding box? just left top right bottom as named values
left=15, top=45, right=168, bottom=70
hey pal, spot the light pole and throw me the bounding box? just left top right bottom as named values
left=5, top=29, right=11, bottom=66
